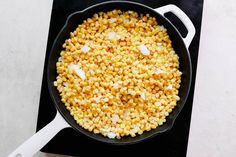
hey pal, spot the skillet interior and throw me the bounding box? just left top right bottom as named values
left=47, top=1, right=192, bottom=145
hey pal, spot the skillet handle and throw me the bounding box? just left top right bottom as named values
left=8, top=112, right=70, bottom=157
left=154, top=5, right=196, bottom=48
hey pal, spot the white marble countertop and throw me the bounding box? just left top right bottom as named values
left=0, top=0, right=236, bottom=156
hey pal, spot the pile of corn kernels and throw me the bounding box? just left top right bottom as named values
left=54, top=9, right=182, bottom=139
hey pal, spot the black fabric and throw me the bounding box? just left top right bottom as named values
left=36, top=0, right=203, bottom=156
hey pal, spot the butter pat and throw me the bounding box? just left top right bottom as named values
left=81, top=44, right=90, bottom=52
left=138, top=44, right=150, bottom=55
left=111, top=114, right=119, bottom=124
left=107, top=132, right=116, bottom=139
left=68, top=64, right=86, bottom=80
